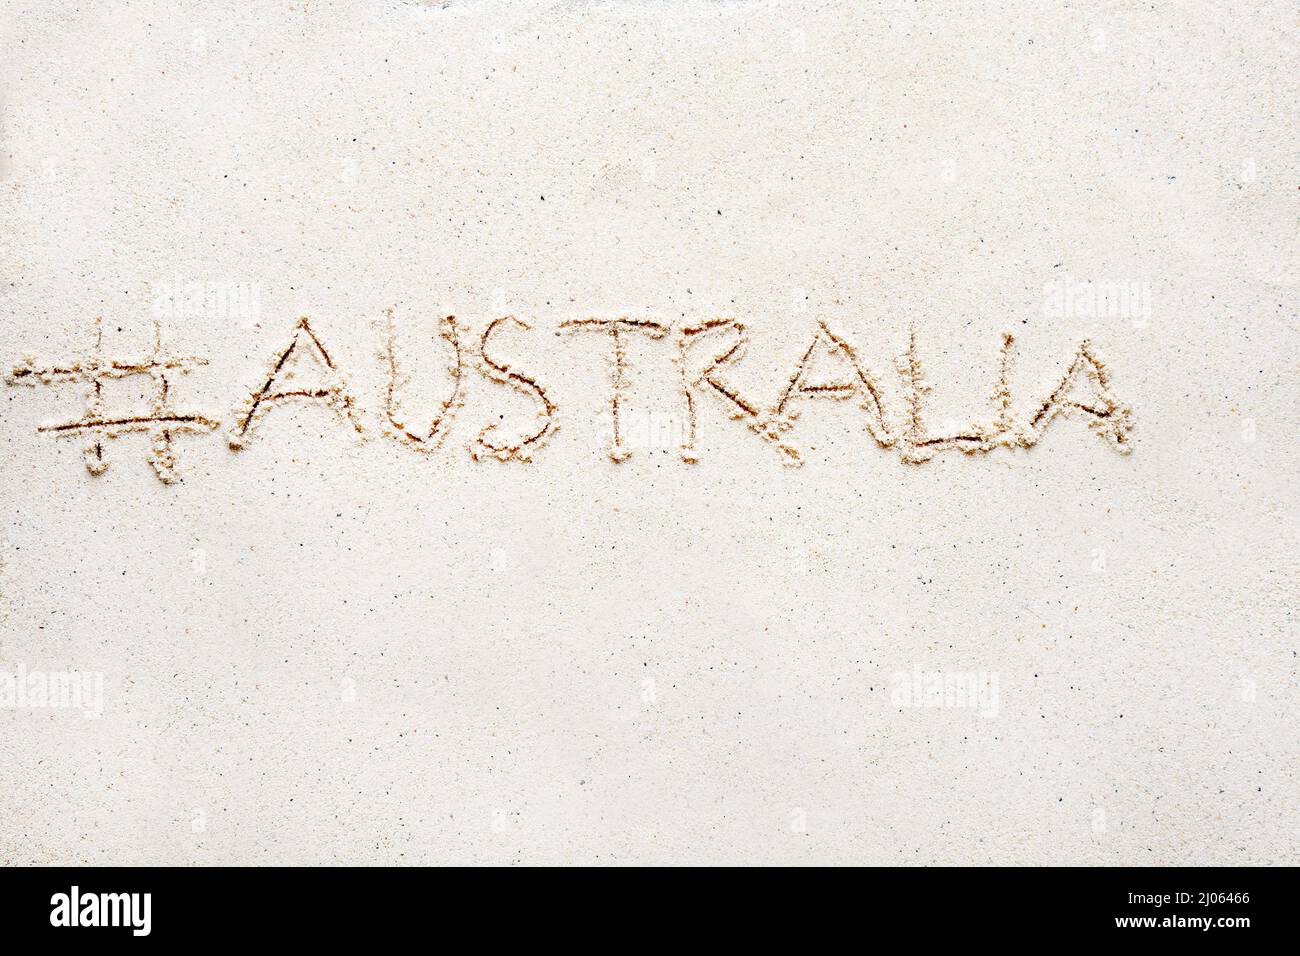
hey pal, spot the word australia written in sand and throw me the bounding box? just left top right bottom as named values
left=6, top=312, right=1134, bottom=483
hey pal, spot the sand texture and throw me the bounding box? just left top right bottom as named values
left=0, top=0, right=1295, bottom=865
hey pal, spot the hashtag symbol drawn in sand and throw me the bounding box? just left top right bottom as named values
left=7, top=315, right=219, bottom=483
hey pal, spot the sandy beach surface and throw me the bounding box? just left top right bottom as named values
left=0, top=0, right=1295, bottom=865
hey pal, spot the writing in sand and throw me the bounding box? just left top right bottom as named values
left=6, top=312, right=1133, bottom=483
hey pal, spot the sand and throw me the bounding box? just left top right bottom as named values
left=0, top=0, right=1295, bottom=865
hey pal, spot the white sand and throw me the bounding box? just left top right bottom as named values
left=0, top=0, right=1295, bottom=864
